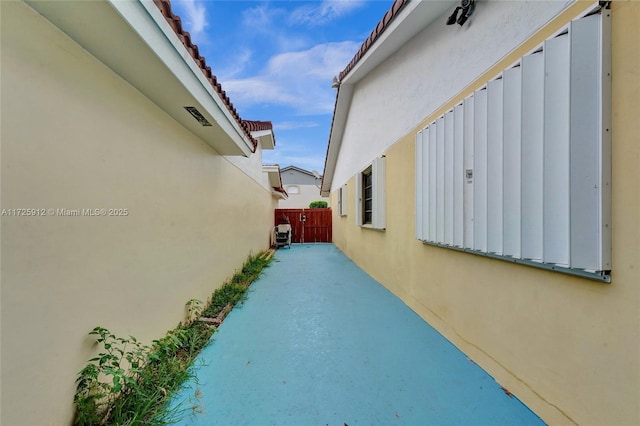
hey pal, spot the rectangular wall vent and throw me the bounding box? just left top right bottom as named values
left=184, top=106, right=212, bottom=126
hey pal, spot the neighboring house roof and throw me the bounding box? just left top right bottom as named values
left=153, top=0, right=258, bottom=151
left=321, top=0, right=456, bottom=196
left=281, top=165, right=321, bottom=179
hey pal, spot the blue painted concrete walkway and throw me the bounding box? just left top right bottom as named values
left=171, top=244, right=543, bottom=425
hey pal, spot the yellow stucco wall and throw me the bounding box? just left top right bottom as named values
left=0, top=2, right=276, bottom=425
left=332, top=2, right=639, bottom=425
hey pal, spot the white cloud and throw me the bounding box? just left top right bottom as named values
left=217, top=48, right=254, bottom=80
left=241, top=5, right=311, bottom=52
left=223, top=78, right=301, bottom=108
left=275, top=121, right=320, bottom=131
left=241, top=4, right=283, bottom=31
left=174, top=0, right=208, bottom=40
left=222, top=41, right=360, bottom=115
left=290, top=0, right=366, bottom=26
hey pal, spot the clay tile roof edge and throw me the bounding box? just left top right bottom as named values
left=244, top=120, right=274, bottom=132
left=337, top=0, right=409, bottom=82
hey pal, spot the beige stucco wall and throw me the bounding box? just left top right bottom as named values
left=332, top=2, right=640, bottom=425
left=225, top=143, right=273, bottom=192
left=0, top=2, right=276, bottom=425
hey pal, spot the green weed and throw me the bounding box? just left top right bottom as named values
left=201, top=251, right=272, bottom=318
left=74, top=324, right=214, bottom=425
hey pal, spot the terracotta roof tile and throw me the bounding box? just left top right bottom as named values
left=337, top=0, right=409, bottom=82
left=244, top=120, right=273, bottom=132
left=245, top=120, right=276, bottom=147
left=152, top=0, right=257, bottom=151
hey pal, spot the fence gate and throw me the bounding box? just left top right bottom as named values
left=275, top=208, right=332, bottom=244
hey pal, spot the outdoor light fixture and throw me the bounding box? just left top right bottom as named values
left=331, top=76, right=340, bottom=89
left=446, top=0, right=475, bottom=26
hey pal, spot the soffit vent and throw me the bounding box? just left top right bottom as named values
left=184, top=106, right=212, bottom=127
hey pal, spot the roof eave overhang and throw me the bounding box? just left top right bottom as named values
left=272, top=189, right=288, bottom=200
left=322, top=0, right=457, bottom=196
left=252, top=130, right=276, bottom=150
left=321, top=85, right=353, bottom=197
left=263, top=165, right=287, bottom=198
left=340, top=0, right=456, bottom=86
left=26, top=0, right=254, bottom=156
left=263, top=165, right=282, bottom=187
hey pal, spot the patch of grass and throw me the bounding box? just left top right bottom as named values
left=202, top=283, right=247, bottom=318
left=201, top=251, right=272, bottom=318
left=73, top=250, right=273, bottom=425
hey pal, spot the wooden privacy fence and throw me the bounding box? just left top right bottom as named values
left=275, top=208, right=332, bottom=244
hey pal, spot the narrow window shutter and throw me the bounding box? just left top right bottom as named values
left=415, top=131, right=424, bottom=240
left=463, top=96, right=475, bottom=249
left=543, top=33, right=571, bottom=267
left=569, top=12, right=611, bottom=271
left=521, top=50, right=544, bottom=262
left=444, top=111, right=455, bottom=246
left=503, top=65, right=522, bottom=258
left=340, top=185, right=348, bottom=216
left=487, top=78, right=504, bottom=255
left=428, top=126, right=437, bottom=241
left=372, top=156, right=386, bottom=229
left=453, top=104, right=465, bottom=248
left=436, top=117, right=445, bottom=243
left=422, top=127, right=431, bottom=241
left=473, top=88, right=488, bottom=252
left=355, top=172, right=363, bottom=226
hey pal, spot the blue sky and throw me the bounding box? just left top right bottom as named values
left=170, top=0, right=394, bottom=173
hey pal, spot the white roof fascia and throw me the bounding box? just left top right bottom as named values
left=263, top=165, right=287, bottom=198
left=321, top=85, right=353, bottom=196
left=263, top=165, right=283, bottom=188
